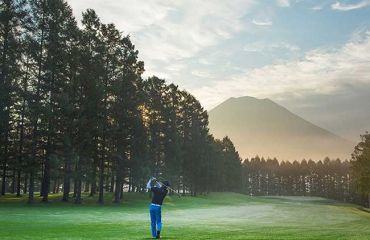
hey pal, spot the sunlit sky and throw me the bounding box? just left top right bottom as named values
left=67, top=0, right=370, bottom=141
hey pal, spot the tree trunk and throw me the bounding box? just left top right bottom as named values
left=11, top=169, right=16, bottom=193
left=28, top=171, right=34, bottom=203
left=75, top=156, right=83, bottom=204
left=1, top=148, right=7, bottom=195
left=110, top=175, right=114, bottom=192
left=114, top=178, right=121, bottom=203
left=120, top=183, right=124, bottom=200
left=98, top=147, right=105, bottom=204
left=84, top=182, right=89, bottom=193
left=56, top=179, right=60, bottom=193
left=1, top=116, right=9, bottom=195
left=62, top=138, right=72, bottom=202
left=90, top=180, right=96, bottom=195
left=90, top=158, right=97, bottom=196
left=128, top=170, right=132, bottom=193
left=52, top=179, right=57, bottom=194
left=24, top=174, right=28, bottom=194
left=39, top=159, right=44, bottom=197
left=75, top=178, right=81, bottom=204
left=16, top=169, right=21, bottom=197
left=41, top=153, right=51, bottom=202
left=87, top=175, right=96, bottom=197
left=114, top=156, right=124, bottom=203
left=73, top=176, right=77, bottom=198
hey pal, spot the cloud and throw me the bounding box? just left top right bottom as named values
left=164, top=63, right=186, bottom=73
left=311, top=0, right=333, bottom=10
left=252, top=18, right=272, bottom=26
left=311, top=6, right=322, bottom=10
left=277, top=0, right=290, bottom=7
left=311, top=5, right=323, bottom=10
left=67, top=0, right=256, bottom=79
left=191, top=30, right=370, bottom=110
left=191, top=70, right=215, bottom=79
left=198, top=58, right=212, bottom=65
left=331, top=0, right=370, bottom=11
left=243, top=42, right=300, bottom=53
left=67, top=0, right=171, bottom=32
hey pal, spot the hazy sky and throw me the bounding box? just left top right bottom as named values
left=67, top=0, right=370, bottom=141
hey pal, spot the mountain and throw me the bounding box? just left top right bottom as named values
left=208, top=96, right=354, bottom=161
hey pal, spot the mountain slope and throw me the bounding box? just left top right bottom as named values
left=208, top=96, right=354, bottom=160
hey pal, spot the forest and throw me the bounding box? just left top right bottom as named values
left=0, top=0, right=241, bottom=204
left=0, top=0, right=369, bottom=207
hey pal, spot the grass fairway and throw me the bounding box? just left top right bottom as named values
left=1, top=193, right=369, bottom=239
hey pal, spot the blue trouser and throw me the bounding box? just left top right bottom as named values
left=149, top=204, right=162, bottom=237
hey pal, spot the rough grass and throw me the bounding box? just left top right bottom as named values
left=0, top=192, right=369, bottom=239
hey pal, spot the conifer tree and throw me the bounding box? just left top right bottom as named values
left=351, top=132, right=370, bottom=207
left=0, top=0, right=28, bottom=196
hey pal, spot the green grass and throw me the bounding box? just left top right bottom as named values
left=1, top=192, right=370, bottom=239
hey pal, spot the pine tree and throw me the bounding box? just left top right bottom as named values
left=181, top=92, right=209, bottom=195
left=144, top=76, right=166, bottom=178
left=75, top=8, right=104, bottom=204
left=0, top=0, right=28, bottom=196
left=26, top=0, right=50, bottom=203
left=38, top=0, right=78, bottom=203
left=351, top=132, right=370, bottom=207
left=59, top=3, right=80, bottom=203
left=162, top=84, right=183, bottom=192
left=221, top=136, right=242, bottom=192
left=111, top=33, right=144, bottom=203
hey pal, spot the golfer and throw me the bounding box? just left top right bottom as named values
left=146, top=177, right=169, bottom=239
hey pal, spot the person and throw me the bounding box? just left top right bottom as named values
left=146, top=177, right=170, bottom=239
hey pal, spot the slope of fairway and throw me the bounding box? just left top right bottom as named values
left=1, top=193, right=369, bottom=239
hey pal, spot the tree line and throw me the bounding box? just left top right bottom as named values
left=242, top=157, right=353, bottom=200
left=0, top=0, right=241, bottom=204
left=241, top=133, right=370, bottom=207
